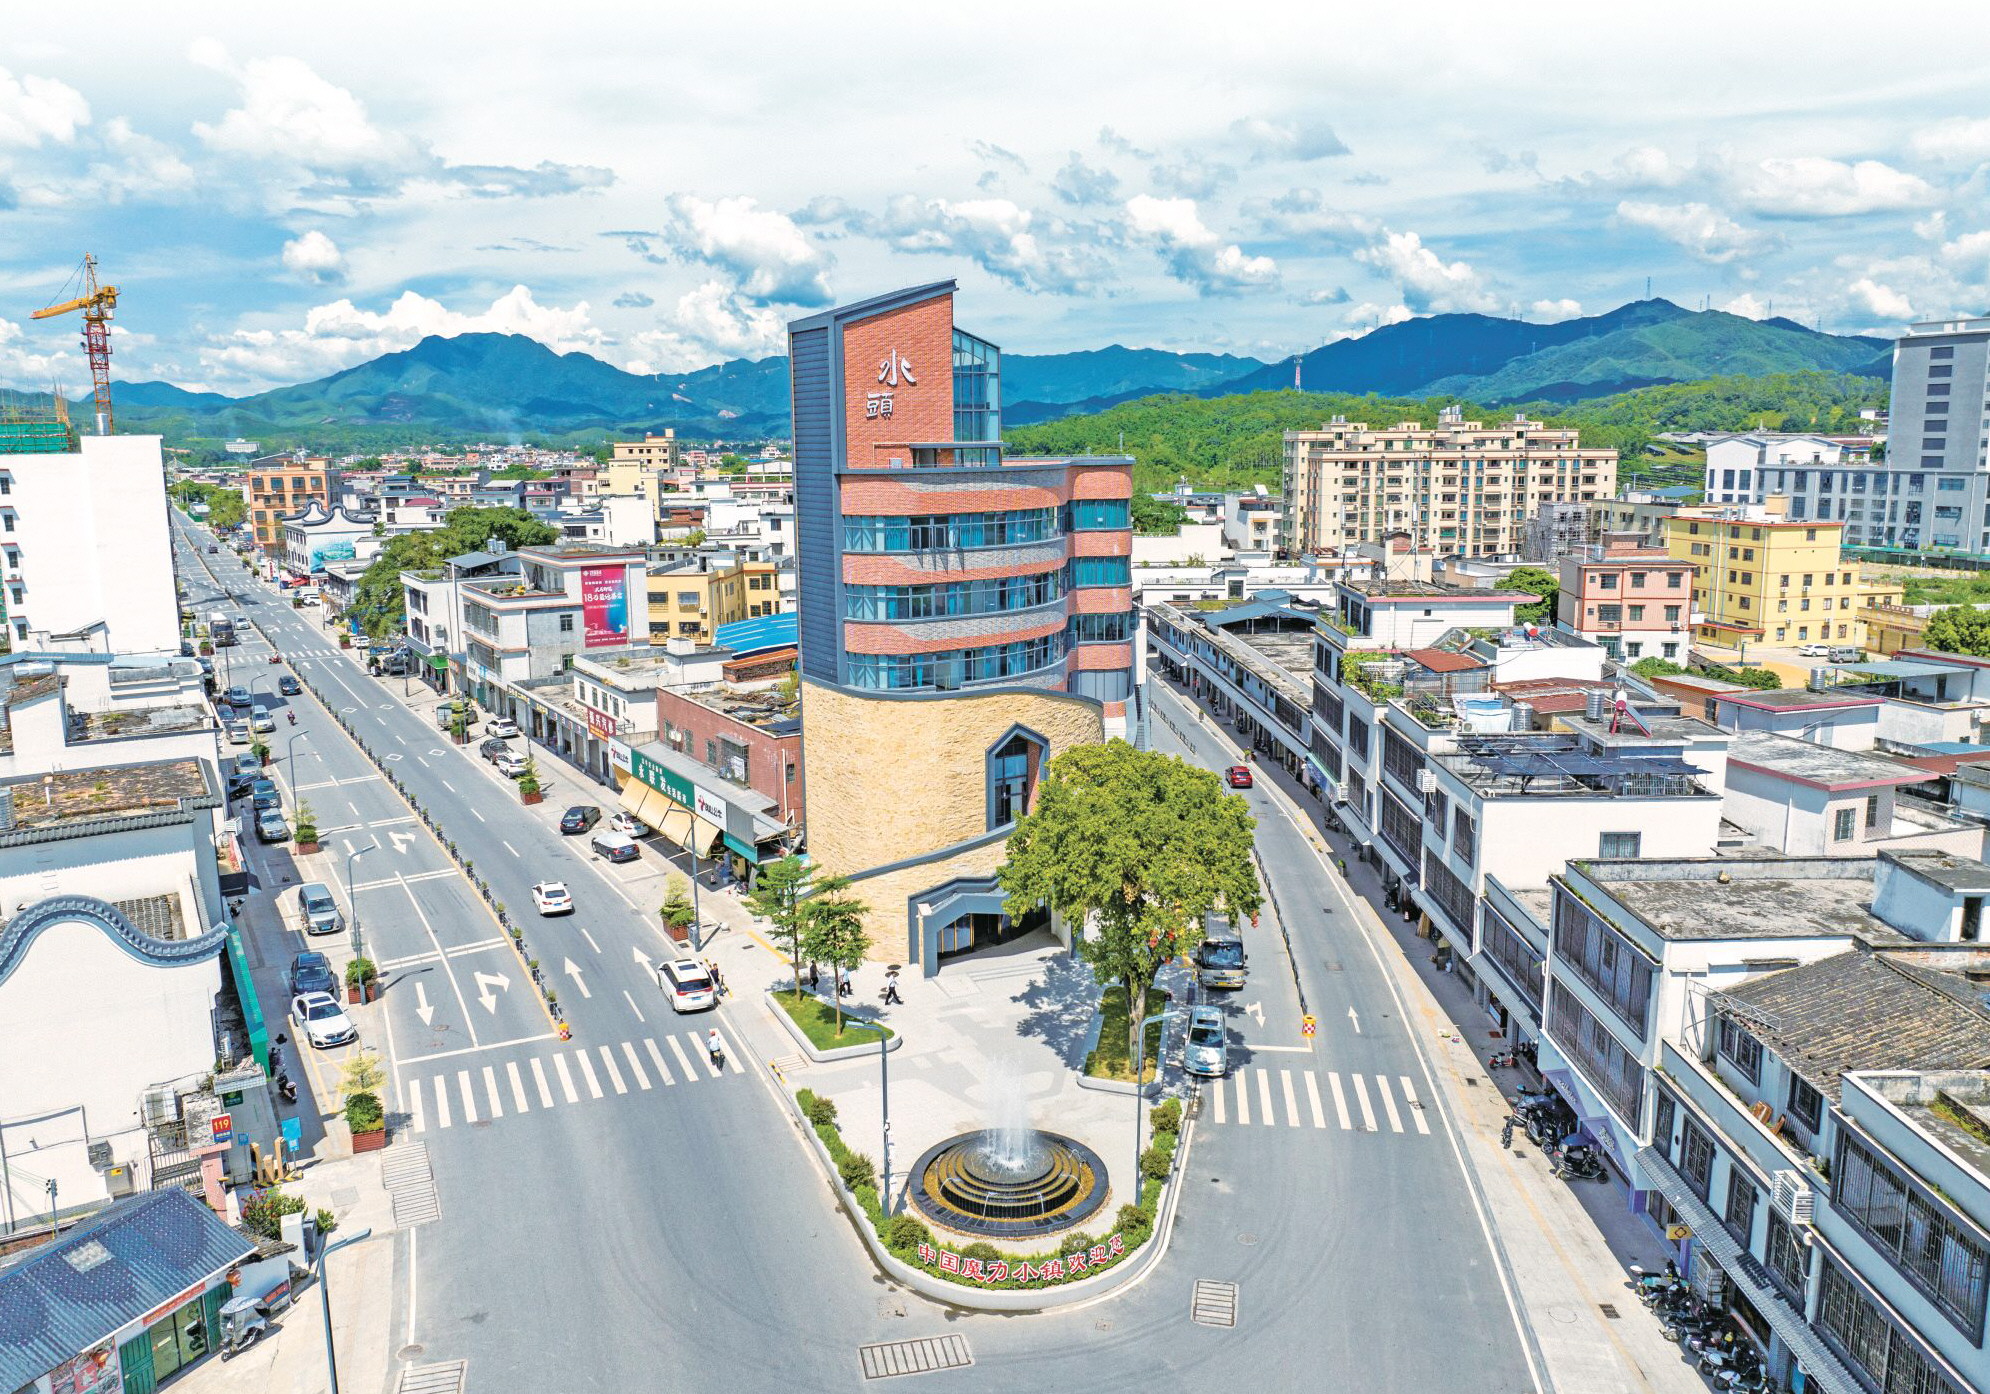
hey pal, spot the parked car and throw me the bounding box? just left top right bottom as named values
left=608, top=812, right=648, bottom=839
left=484, top=718, right=519, bottom=739
left=1194, top=929, right=1249, bottom=990
left=249, top=779, right=281, bottom=812
left=250, top=710, right=276, bottom=734
left=226, top=721, right=251, bottom=747
left=289, top=951, right=337, bottom=997
left=1183, top=1006, right=1229, bottom=1077
left=492, top=750, right=530, bottom=778
left=1796, top=643, right=1831, bottom=658
left=290, top=992, right=357, bottom=1049
left=657, top=958, right=717, bottom=1014
left=278, top=675, right=302, bottom=695
left=298, top=882, right=342, bottom=936
left=223, top=685, right=252, bottom=708
left=531, top=880, right=574, bottom=916
left=226, top=753, right=262, bottom=796
left=590, top=830, right=640, bottom=863
left=479, top=737, right=510, bottom=763
left=207, top=544, right=218, bottom=554
left=1829, top=646, right=1862, bottom=662
left=1226, top=764, right=1253, bottom=788
left=559, top=805, right=602, bottom=835
left=255, top=808, right=289, bottom=843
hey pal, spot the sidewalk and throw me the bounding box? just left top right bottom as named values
left=1154, top=675, right=1704, bottom=1394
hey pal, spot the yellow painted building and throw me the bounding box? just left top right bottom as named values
left=1664, top=506, right=1901, bottom=650
left=646, top=556, right=781, bottom=644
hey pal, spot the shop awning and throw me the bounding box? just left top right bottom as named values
left=618, top=781, right=676, bottom=829
left=654, top=803, right=725, bottom=857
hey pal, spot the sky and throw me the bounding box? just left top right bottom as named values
left=3, top=1, right=1990, bottom=397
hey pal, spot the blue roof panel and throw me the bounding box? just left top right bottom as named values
left=715, top=613, right=797, bottom=658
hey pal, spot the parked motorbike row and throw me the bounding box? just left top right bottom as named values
left=1630, top=1263, right=1768, bottom=1391
left=1498, top=1085, right=1611, bottom=1182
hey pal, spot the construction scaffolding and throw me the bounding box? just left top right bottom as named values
left=0, top=391, right=74, bottom=455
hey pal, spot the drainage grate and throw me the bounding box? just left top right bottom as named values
left=1191, top=1279, right=1239, bottom=1328
left=382, top=1141, right=441, bottom=1228
left=397, top=1360, right=466, bottom=1394
left=1599, top=1303, right=1621, bottom=1319
left=859, top=1335, right=973, bottom=1380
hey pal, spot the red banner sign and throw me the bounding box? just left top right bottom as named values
left=580, top=565, right=629, bottom=648
left=916, top=1232, right=1125, bottom=1284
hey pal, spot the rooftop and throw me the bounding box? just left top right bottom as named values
left=1884, top=849, right=1990, bottom=894
left=74, top=703, right=212, bottom=743
left=1714, top=687, right=1882, bottom=712
left=1405, top=647, right=1485, bottom=674
left=1493, top=677, right=1613, bottom=716
left=1561, top=711, right=1723, bottom=748
left=0, top=758, right=215, bottom=837
left=1854, top=1071, right=1990, bottom=1179
left=667, top=683, right=800, bottom=733
left=1716, top=946, right=1990, bottom=1101
left=1570, top=857, right=1905, bottom=943
left=1341, top=579, right=1524, bottom=602
left=1726, top=730, right=1922, bottom=789
left=1441, top=734, right=1710, bottom=800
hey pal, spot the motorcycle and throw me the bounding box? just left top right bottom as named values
left=276, top=1072, right=298, bottom=1105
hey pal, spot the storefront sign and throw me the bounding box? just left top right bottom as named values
left=694, top=787, right=727, bottom=827
left=580, top=565, right=630, bottom=648
left=211, top=1113, right=234, bottom=1146
left=585, top=706, right=617, bottom=740
left=631, top=749, right=693, bottom=806
left=915, top=1232, right=1124, bottom=1285
left=46, top=1341, right=117, bottom=1394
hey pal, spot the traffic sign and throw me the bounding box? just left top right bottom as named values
left=1301, top=1014, right=1316, bottom=1038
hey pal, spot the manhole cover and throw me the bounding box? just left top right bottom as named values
left=1191, top=1279, right=1239, bottom=1328
left=1547, top=1304, right=1578, bottom=1325
left=1237, top=1233, right=1259, bottom=1245
left=1599, top=1304, right=1621, bottom=1319
left=398, top=1345, right=424, bottom=1359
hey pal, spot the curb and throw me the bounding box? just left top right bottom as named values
left=761, top=990, right=904, bottom=1063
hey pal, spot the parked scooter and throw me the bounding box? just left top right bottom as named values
left=1552, top=1140, right=1609, bottom=1182
left=219, top=1270, right=294, bottom=1358
left=275, top=1072, right=298, bottom=1105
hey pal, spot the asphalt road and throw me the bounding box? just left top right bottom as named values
left=173, top=515, right=1542, bottom=1392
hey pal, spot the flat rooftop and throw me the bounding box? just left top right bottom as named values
left=76, top=703, right=212, bottom=742
left=1571, top=857, right=1905, bottom=942
left=1561, top=712, right=1723, bottom=748
left=0, top=758, right=216, bottom=835
left=1727, top=730, right=1921, bottom=788
left=1715, top=687, right=1882, bottom=711
left=1228, top=627, right=1315, bottom=687
left=666, top=683, right=800, bottom=733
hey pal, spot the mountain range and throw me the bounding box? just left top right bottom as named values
left=96, top=299, right=1891, bottom=448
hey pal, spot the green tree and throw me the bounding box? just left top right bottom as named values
left=717, top=452, right=751, bottom=475
left=1631, top=656, right=1686, bottom=679
left=348, top=506, right=557, bottom=638
left=999, top=741, right=1262, bottom=1064
left=799, top=879, right=872, bottom=1036
left=1130, top=493, right=1190, bottom=536
left=746, top=854, right=812, bottom=998
left=1498, top=566, right=1560, bottom=625
left=658, top=875, right=695, bottom=937
left=1923, top=605, right=1990, bottom=657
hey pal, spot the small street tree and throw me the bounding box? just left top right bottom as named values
left=746, top=853, right=811, bottom=997
left=1498, top=566, right=1559, bottom=626
left=658, top=875, right=695, bottom=939
left=999, top=740, right=1262, bottom=1063
left=799, top=876, right=871, bottom=1036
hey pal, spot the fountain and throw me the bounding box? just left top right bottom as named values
left=908, top=1071, right=1109, bottom=1240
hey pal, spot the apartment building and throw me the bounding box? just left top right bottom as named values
left=1555, top=544, right=1694, bottom=661
left=648, top=553, right=783, bottom=645
left=1281, top=405, right=1617, bottom=560
left=1663, top=503, right=1900, bottom=649
left=1701, top=434, right=1868, bottom=508
left=246, top=455, right=332, bottom=554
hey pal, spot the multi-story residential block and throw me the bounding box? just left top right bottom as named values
left=0, top=431, right=179, bottom=656
left=1663, top=503, right=1901, bottom=649
left=279, top=501, right=377, bottom=577
left=788, top=281, right=1139, bottom=973
left=1148, top=595, right=1319, bottom=789
left=246, top=455, right=331, bottom=554
left=1282, top=405, right=1617, bottom=560
left=1722, top=731, right=1984, bottom=859
left=1223, top=489, right=1279, bottom=554
left=1555, top=542, right=1694, bottom=661
left=1701, top=433, right=1867, bottom=508
left=647, top=552, right=783, bottom=645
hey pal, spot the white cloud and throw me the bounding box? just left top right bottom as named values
left=656, top=194, right=832, bottom=305
left=1940, top=229, right=1990, bottom=283
left=194, top=54, right=418, bottom=175
left=1911, top=118, right=1990, bottom=164
left=1123, top=195, right=1278, bottom=294
left=1529, top=299, right=1584, bottom=322
left=1720, top=293, right=1771, bottom=320
left=1243, top=188, right=1377, bottom=244
left=1737, top=157, right=1936, bottom=217
left=1609, top=146, right=1689, bottom=188
left=280, top=230, right=348, bottom=283
left=1148, top=156, right=1234, bottom=200
left=1353, top=229, right=1496, bottom=313
left=197, top=285, right=605, bottom=390
left=1846, top=277, right=1913, bottom=321
left=0, top=316, right=83, bottom=390
left=840, top=196, right=1107, bottom=295
left=1616, top=200, right=1768, bottom=264
left=0, top=67, right=88, bottom=147
left=624, top=280, right=784, bottom=374
left=1228, top=117, right=1348, bottom=161
left=1050, top=153, right=1119, bottom=206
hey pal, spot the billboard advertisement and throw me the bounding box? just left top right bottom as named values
left=581, top=564, right=630, bottom=647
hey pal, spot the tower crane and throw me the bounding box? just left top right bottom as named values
left=30, top=254, right=119, bottom=435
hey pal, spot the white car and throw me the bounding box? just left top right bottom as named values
left=608, top=812, right=648, bottom=839
left=485, top=718, right=520, bottom=739
left=1796, top=643, right=1831, bottom=658
left=492, top=750, right=530, bottom=778
left=290, top=992, right=357, bottom=1048
left=532, top=880, right=574, bottom=916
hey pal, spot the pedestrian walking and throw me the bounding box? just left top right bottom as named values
left=705, top=959, right=727, bottom=997
left=882, top=972, right=903, bottom=1006
left=807, top=962, right=820, bottom=991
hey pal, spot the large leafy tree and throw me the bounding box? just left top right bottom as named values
left=349, top=506, right=557, bottom=638
left=799, top=878, right=872, bottom=1036
left=1498, top=565, right=1560, bottom=625
left=999, top=741, right=1261, bottom=1062
left=1923, top=605, right=1990, bottom=657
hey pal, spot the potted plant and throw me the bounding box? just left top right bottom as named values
left=341, top=1054, right=388, bottom=1151
left=250, top=737, right=271, bottom=768
left=517, top=756, right=544, bottom=805
left=293, top=801, right=320, bottom=853
left=659, top=875, right=695, bottom=944
left=344, top=956, right=379, bottom=1005
left=338, top=632, right=352, bottom=649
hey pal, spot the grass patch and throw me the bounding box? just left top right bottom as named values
left=1085, top=985, right=1168, bottom=1082
left=773, top=990, right=895, bottom=1050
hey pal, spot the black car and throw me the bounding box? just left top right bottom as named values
left=479, top=737, right=510, bottom=762
left=225, top=753, right=262, bottom=796
left=559, top=805, right=602, bottom=835
left=289, top=951, right=337, bottom=997
left=278, top=675, right=302, bottom=695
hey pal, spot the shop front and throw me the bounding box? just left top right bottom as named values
left=622, top=743, right=789, bottom=886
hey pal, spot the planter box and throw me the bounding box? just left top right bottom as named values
left=350, top=1127, right=386, bottom=1154
left=762, top=989, right=904, bottom=1064
left=338, top=634, right=351, bottom=648
left=664, top=922, right=690, bottom=944
left=294, top=840, right=321, bottom=854
left=520, top=790, right=544, bottom=805
left=346, top=980, right=379, bottom=1005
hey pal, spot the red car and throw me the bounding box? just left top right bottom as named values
left=1226, top=765, right=1253, bottom=788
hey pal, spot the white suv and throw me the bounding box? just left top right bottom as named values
left=657, top=959, right=716, bottom=1013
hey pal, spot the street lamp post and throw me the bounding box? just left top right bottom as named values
left=687, top=836, right=703, bottom=952
left=313, top=1227, right=373, bottom=1394
left=841, top=1017, right=892, bottom=1215
left=1131, top=994, right=1174, bottom=1193
left=287, top=732, right=310, bottom=805
left=344, top=843, right=378, bottom=964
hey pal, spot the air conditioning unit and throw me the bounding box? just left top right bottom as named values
left=87, top=1140, right=113, bottom=1169
left=1416, top=769, right=1437, bottom=793
left=1772, top=1170, right=1815, bottom=1226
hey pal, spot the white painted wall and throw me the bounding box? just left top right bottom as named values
left=4, top=435, right=178, bottom=657
left=1131, top=522, right=1227, bottom=566
left=1713, top=700, right=1880, bottom=751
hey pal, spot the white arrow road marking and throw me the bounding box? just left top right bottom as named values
left=473, top=970, right=510, bottom=1013
left=1245, top=1000, right=1266, bottom=1027
left=414, top=982, right=435, bottom=1026
left=388, top=831, right=416, bottom=855
left=1348, top=1005, right=1362, bottom=1035
left=632, top=946, right=652, bottom=975
left=563, top=957, right=592, bottom=999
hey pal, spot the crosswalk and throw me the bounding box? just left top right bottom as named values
left=403, top=1030, right=739, bottom=1135
left=1201, top=1066, right=1433, bottom=1136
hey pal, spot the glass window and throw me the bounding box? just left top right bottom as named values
left=1836, top=1129, right=1990, bottom=1339
left=1070, top=610, right=1132, bottom=643
left=1788, top=1075, right=1823, bottom=1131
left=1717, top=1016, right=1763, bottom=1083
left=1599, top=831, right=1641, bottom=858
left=1834, top=807, right=1857, bottom=842
left=1552, top=889, right=1654, bottom=1036
left=988, top=730, right=1041, bottom=828
left=1724, top=1169, right=1759, bottom=1243
left=1070, top=556, right=1131, bottom=588
left=1071, top=499, right=1130, bottom=530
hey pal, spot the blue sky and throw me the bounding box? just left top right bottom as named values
left=3, top=1, right=1989, bottom=395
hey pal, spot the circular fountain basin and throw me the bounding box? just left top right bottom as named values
left=908, top=1129, right=1109, bottom=1240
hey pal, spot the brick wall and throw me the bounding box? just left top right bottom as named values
left=841, top=295, right=956, bottom=468
left=654, top=689, right=803, bottom=824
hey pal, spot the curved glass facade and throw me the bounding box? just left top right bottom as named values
left=843, top=508, right=1059, bottom=553
left=845, top=570, right=1061, bottom=620
left=846, top=633, right=1066, bottom=690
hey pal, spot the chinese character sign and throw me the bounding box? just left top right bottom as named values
left=581, top=565, right=630, bottom=648
left=914, top=1232, right=1127, bottom=1285
left=866, top=348, right=916, bottom=420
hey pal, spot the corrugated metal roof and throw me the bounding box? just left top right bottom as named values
left=0, top=1188, right=255, bottom=1388
left=714, top=613, right=796, bottom=657
left=1832, top=660, right=1961, bottom=679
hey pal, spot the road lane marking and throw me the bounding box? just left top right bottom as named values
left=530, top=1057, right=554, bottom=1108
left=623, top=989, right=645, bottom=1023
left=1280, top=1069, right=1301, bottom=1127
left=621, top=1041, right=652, bottom=1090
left=1211, top=1077, right=1226, bottom=1123
left=473, top=809, right=486, bottom=822
left=482, top=1065, right=504, bottom=1118
left=1351, top=1074, right=1378, bottom=1132
left=1235, top=1070, right=1251, bottom=1125
left=553, top=1053, right=579, bottom=1103
left=574, top=1050, right=604, bottom=1098
left=644, top=1037, right=675, bottom=1086
left=1399, top=1076, right=1431, bottom=1134
left=395, top=873, right=480, bottom=1047
left=457, top=1071, right=478, bottom=1123
left=1376, top=1075, right=1404, bottom=1133
left=432, top=1077, right=451, bottom=1129
left=415, top=755, right=429, bottom=768
left=1304, top=1071, right=1326, bottom=1128
left=666, top=1034, right=697, bottom=1081
left=507, top=1060, right=530, bottom=1113
left=442, top=780, right=456, bottom=793
left=597, top=1045, right=629, bottom=1094
left=396, top=1032, right=557, bottom=1063
left=579, top=927, right=602, bottom=954
left=408, top=1080, right=427, bottom=1134
left=502, top=840, right=520, bottom=858
left=1256, top=1067, right=1275, bottom=1124
left=1328, top=1072, right=1352, bottom=1129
